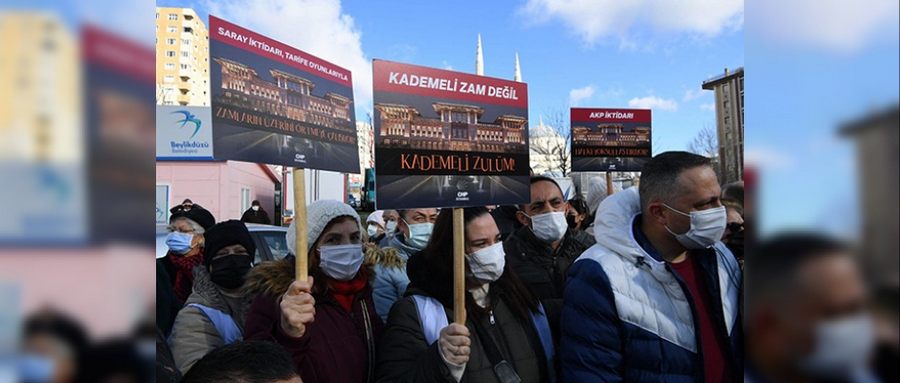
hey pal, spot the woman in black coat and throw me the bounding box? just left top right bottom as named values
left=375, top=207, right=555, bottom=383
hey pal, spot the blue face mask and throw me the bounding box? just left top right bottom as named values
left=403, top=219, right=434, bottom=251
left=166, top=232, right=194, bottom=254
left=19, top=353, right=55, bottom=383
left=385, top=220, right=397, bottom=235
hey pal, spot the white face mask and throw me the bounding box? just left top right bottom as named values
left=663, top=204, right=727, bottom=249
left=467, top=241, right=506, bottom=283
left=526, top=211, right=568, bottom=243
left=403, top=220, right=434, bottom=250
left=799, top=313, right=875, bottom=379
left=318, top=244, right=364, bottom=281
left=385, top=220, right=397, bottom=234
left=251, top=205, right=259, bottom=211
left=367, top=225, right=380, bottom=238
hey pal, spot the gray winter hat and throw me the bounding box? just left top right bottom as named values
left=287, top=200, right=361, bottom=253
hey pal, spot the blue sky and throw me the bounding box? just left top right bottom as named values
left=15, top=0, right=898, bottom=237
left=745, top=0, right=899, bottom=237
left=17, top=0, right=743, bottom=155
left=161, top=0, right=743, bottom=156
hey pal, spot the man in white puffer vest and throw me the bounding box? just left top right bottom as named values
left=559, top=151, right=742, bottom=383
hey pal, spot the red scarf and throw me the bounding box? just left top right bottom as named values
left=329, top=274, right=368, bottom=312
left=168, top=248, right=204, bottom=302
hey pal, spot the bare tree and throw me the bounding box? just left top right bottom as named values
left=688, top=125, right=720, bottom=174
left=530, top=108, right=571, bottom=176
left=689, top=125, right=718, bottom=158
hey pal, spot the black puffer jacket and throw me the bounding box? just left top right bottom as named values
left=375, top=253, right=549, bottom=383
left=502, top=226, right=595, bottom=341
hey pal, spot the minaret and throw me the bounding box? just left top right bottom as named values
left=514, top=52, right=522, bottom=82
left=476, top=34, right=484, bottom=75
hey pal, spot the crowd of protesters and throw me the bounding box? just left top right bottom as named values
left=144, top=151, right=898, bottom=383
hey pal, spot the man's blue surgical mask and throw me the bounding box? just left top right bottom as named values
left=385, top=220, right=398, bottom=235
left=403, top=219, right=434, bottom=250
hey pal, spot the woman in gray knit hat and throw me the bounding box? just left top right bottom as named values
left=243, top=199, right=385, bottom=383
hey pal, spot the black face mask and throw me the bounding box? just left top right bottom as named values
left=566, top=214, right=578, bottom=230
left=209, top=254, right=252, bottom=289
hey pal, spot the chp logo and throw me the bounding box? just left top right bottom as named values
left=294, top=153, right=307, bottom=164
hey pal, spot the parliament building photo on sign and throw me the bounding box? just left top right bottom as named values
left=375, top=102, right=527, bottom=154
left=214, top=57, right=354, bottom=133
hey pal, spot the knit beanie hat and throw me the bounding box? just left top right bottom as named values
left=203, top=220, right=256, bottom=266
left=171, top=207, right=216, bottom=230
left=287, top=200, right=361, bottom=253
left=366, top=210, right=385, bottom=227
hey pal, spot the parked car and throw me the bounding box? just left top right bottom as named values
left=156, top=223, right=290, bottom=266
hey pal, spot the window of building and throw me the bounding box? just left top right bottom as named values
left=166, top=51, right=176, bottom=57
left=182, top=39, right=190, bottom=45
left=165, top=63, right=175, bottom=70
left=168, top=14, right=178, bottom=20
left=240, top=188, right=251, bottom=214
left=167, top=38, right=176, bottom=45
left=163, top=75, right=175, bottom=83
left=181, top=63, right=190, bottom=70
left=181, top=51, right=189, bottom=58
left=167, top=26, right=177, bottom=33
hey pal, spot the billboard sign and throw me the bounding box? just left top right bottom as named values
left=570, top=108, right=652, bottom=172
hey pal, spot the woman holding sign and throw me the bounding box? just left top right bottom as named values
left=375, top=207, right=555, bottom=383
left=242, top=200, right=383, bottom=383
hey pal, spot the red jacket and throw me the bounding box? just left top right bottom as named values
left=243, top=259, right=384, bottom=383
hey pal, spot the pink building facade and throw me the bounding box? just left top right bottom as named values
left=156, top=160, right=279, bottom=223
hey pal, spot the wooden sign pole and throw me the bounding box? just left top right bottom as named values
left=452, top=207, right=466, bottom=324
left=606, top=171, right=615, bottom=197
left=293, top=168, right=309, bottom=280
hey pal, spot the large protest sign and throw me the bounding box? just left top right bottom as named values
left=85, top=25, right=155, bottom=245
left=208, top=15, right=359, bottom=173
left=372, top=60, right=530, bottom=209
left=570, top=108, right=652, bottom=172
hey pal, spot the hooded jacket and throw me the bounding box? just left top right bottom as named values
left=243, top=257, right=384, bottom=383
left=559, top=187, right=743, bottom=383
left=168, top=266, right=252, bottom=374
left=372, top=234, right=420, bottom=321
